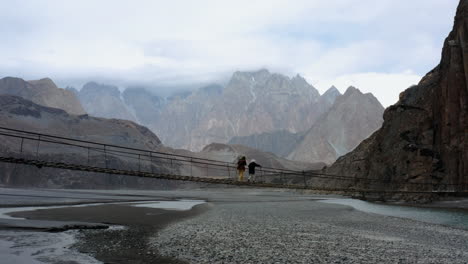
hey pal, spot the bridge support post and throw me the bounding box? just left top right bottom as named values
left=19, top=138, right=24, bottom=154
left=302, top=171, right=307, bottom=188
left=138, top=154, right=141, bottom=172
left=227, top=163, right=231, bottom=179
left=35, top=135, right=41, bottom=159
left=150, top=152, right=154, bottom=174
left=104, top=145, right=108, bottom=169
left=170, top=155, right=173, bottom=174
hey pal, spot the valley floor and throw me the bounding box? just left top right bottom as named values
left=0, top=187, right=468, bottom=263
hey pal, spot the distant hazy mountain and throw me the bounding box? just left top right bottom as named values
left=227, top=86, right=342, bottom=157
left=0, top=77, right=85, bottom=115
left=75, top=70, right=322, bottom=151
left=313, top=86, right=342, bottom=116
left=122, top=87, right=166, bottom=125
left=70, top=70, right=384, bottom=164
left=182, top=69, right=322, bottom=151
left=155, top=83, right=225, bottom=149
left=288, top=86, right=384, bottom=164
left=78, top=82, right=136, bottom=121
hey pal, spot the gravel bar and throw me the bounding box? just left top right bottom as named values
left=151, top=191, right=468, bottom=264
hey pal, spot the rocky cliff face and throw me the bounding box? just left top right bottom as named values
left=326, top=0, right=468, bottom=194
left=78, top=82, right=136, bottom=121
left=0, top=77, right=86, bottom=115
left=289, top=87, right=384, bottom=164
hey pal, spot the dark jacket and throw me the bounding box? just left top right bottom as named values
left=237, top=159, right=247, bottom=170
left=248, top=162, right=261, bottom=174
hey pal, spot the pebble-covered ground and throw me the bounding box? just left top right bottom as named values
left=151, top=194, right=468, bottom=264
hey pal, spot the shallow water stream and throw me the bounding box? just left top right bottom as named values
left=322, top=198, right=468, bottom=230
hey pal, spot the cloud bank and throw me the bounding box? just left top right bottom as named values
left=0, top=0, right=459, bottom=106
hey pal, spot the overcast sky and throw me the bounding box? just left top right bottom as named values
left=0, top=0, right=459, bottom=106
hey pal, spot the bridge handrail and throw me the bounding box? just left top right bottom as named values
left=0, top=126, right=302, bottom=174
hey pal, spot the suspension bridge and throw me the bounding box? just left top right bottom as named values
left=0, top=126, right=466, bottom=197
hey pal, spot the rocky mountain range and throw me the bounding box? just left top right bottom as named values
left=227, top=86, right=342, bottom=158
left=289, top=86, right=384, bottom=164
left=73, top=70, right=327, bottom=151
left=0, top=77, right=85, bottom=115
left=228, top=86, right=384, bottom=164
left=325, top=0, right=468, bottom=198
left=73, top=70, right=384, bottom=165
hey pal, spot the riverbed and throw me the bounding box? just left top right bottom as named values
left=1, top=187, right=467, bottom=263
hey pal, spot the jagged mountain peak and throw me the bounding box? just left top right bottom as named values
left=291, top=74, right=315, bottom=88
left=343, top=86, right=362, bottom=96
left=289, top=84, right=384, bottom=164
left=323, top=86, right=341, bottom=97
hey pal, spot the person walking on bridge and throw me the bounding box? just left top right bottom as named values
left=248, top=159, right=262, bottom=182
left=237, top=156, right=247, bottom=181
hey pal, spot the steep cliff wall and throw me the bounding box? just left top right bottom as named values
left=325, top=0, right=468, bottom=197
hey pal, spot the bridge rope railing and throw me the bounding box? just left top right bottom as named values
left=0, top=126, right=298, bottom=175
left=0, top=126, right=466, bottom=194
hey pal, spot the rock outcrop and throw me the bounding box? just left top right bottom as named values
left=326, top=0, right=468, bottom=195
left=289, top=87, right=384, bottom=164
left=0, top=77, right=86, bottom=115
